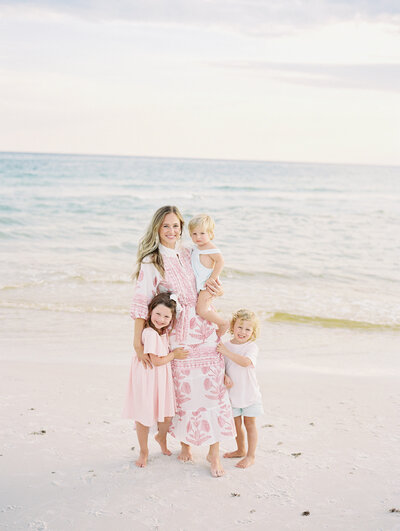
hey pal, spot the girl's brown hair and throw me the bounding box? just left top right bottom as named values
left=229, top=308, right=259, bottom=341
left=135, top=206, right=185, bottom=279
left=145, top=292, right=177, bottom=334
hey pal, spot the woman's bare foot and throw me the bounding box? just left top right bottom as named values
left=206, top=452, right=224, bottom=477
left=236, top=455, right=255, bottom=468
left=155, top=433, right=172, bottom=456
left=178, top=443, right=193, bottom=462
left=135, top=450, right=149, bottom=468
left=223, top=450, right=246, bottom=459
left=217, top=320, right=229, bottom=338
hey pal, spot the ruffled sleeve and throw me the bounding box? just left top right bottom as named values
left=142, top=328, right=169, bottom=357
left=130, top=260, right=162, bottom=320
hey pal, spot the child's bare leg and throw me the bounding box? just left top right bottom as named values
left=155, top=417, right=172, bottom=456
left=236, top=416, right=257, bottom=468
left=224, top=416, right=246, bottom=458
left=135, top=422, right=149, bottom=467
left=196, top=290, right=229, bottom=336
left=178, top=442, right=193, bottom=462
left=207, top=442, right=224, bottom=477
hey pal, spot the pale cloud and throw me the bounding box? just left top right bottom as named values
left=1, top=0, right=399, bottom=35
left=213, top=61, right=400, bottom=92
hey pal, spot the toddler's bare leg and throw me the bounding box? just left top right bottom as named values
left=155, top=417, right=172, bottom=456
left=135, top=422, right=149, bottom=467
left=224, top=416, right=246, bottom=458
left=236, top=416, right=257, bottom=468
left=196, top=290, right=229, bottom=336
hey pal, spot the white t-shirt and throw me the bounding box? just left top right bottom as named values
left=224, top=340, right=262, bottom=408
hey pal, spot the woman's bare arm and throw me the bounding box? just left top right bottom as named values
left=133, top=318, right=153, bottom=369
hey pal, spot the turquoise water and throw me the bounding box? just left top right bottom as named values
left=1, top=151, right=399, bottom=338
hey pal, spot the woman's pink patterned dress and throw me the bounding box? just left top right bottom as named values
left=128, top=243, right=236, bottom=446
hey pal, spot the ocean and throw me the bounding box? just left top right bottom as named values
left=1, top=152, right=399, bottom=364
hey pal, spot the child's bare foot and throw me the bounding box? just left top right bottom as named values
left=217, top=320, right=229, bottom=338
left=207, top=452, right=225, bottom=477
left=155, top=433, right=172, bottom=456
left=178, top=443, right=193, bottom=462
left=135, top=450, right=148, bottom=468
left=236, top=455, right=255, bottom=468
left=223, top=450, right=246, bottom=459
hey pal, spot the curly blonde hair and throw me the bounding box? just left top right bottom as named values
left=134, top=206, right=184, bottom=279
left=188, top=214, right=215, bottom=239
left=229, top=309, right=259, bottom=341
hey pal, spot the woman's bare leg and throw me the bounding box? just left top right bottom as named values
left=207, top=442, right=224, bottom=477
left=196, top=290, right=229, bottom=336
left=236, top=417, right=257, bottom=468
left=178, top=442, right=193, bottom=462
left=135, top=422, right=149, bottom=467
left=155, top=417, right=172, bottom=456
left=223, top=416, right=246, bottom=458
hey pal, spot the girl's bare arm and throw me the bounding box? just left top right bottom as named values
left=149, top=347, right=188, bottom=367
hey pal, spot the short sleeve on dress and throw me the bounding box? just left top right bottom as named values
left=142, top=328, right=159, bottom=355
left=130, top=261, right=162, bottom=320
left=244, top=343, right=259, bottom=367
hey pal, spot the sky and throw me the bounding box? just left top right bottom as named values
left=0, top=0, right=399, bottom=165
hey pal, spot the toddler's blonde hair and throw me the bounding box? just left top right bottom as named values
left=188, top=214, right=215, bottom=239
left=230, top=309, right=259, bottom=342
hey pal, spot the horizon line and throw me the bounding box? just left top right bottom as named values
left=0, top=149, right=399, bottom=169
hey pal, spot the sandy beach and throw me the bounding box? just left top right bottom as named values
left=1, top=322, right=399, bottom=531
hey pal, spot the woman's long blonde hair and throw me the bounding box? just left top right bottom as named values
left=134, top=206, right=185, bottom=279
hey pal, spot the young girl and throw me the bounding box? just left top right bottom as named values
left=188, top=214, right=229, bottom=337
left=216, top=309, right=263, bottom=469
left=123, top=292, right=188, bottom=468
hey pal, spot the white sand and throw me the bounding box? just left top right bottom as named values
left=1, top=326, right=400, bottom=530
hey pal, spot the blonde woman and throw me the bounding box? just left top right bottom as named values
left=124, top=206, right=235, bottom=477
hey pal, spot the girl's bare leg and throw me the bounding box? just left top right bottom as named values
left=207, top=442, right=224, bottom=477
left=178, top=442, right=193, bottom=462
left=224, top=416, right=246, bottom=458
left=196, top=290, right=229, bottom=336
left=236, top=416, right=257, bottom=468
left=155, top=417, right=172, bottom=456
left=135, top=422, right=149, bottom=467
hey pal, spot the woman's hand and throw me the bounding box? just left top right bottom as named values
left=172, top=347, right=189, bottom=360
left=134, top=342, right=153, bottom=369
left=224, top=374, right=233, bottom=389
left=205, top=277, right=223, bottom=297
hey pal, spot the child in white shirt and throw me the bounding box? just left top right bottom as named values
left=217, top=309, right=263, bottom=468
left=189, top=214, right=229, bottom=337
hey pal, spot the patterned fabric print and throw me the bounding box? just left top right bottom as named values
left=170, top=343, right=236, bottom=446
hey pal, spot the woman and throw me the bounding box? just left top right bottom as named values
left=125, top=205, right=235, bottom=477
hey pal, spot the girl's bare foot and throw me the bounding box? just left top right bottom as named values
left=155, top=433, right=172, bottom=456
left=223, top=450, right=246, bottom=459
left=217, top=320, right=229, bottom=338
left=236, top=455, right=255, bottom=468
left=206, top=452, right=224, bottom=477
left=178, top=443, right=193, bottom=462
left=135, top=450, right=149, bottom=468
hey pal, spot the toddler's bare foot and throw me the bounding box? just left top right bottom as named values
left=135, top=450, right=148, bottom=468
left=223, top=450, right=246, bottom=459
left=155, top=433, right=172, bottom=456
left=236, top=455, right=255, bottom=468
left=217, top=320, right=229, bottom=338
left=207, top=452, right=224, bottom=477
left=178, top=444, right=193, bottom=463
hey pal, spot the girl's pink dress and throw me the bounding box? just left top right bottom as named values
left=126, top=243, right=236, bottom=446
left=123, top=327, right=176, bottom=426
